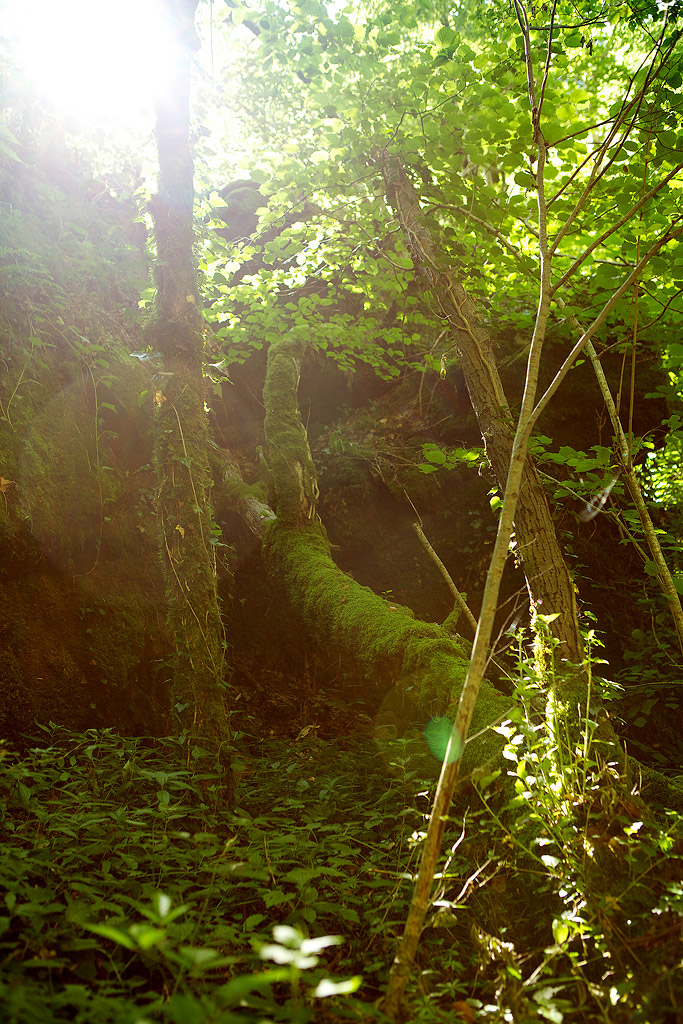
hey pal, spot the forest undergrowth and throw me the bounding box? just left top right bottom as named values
left=1, top=657, right=683, bottom=1024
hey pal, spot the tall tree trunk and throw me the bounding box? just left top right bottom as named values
left=379, top=153, right=582, bottom=665
left=147, top=0, right=230, bottom=756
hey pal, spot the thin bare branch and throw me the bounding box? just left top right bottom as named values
left=513, top=0, right=538, bottom=112
left=549, top=26, right=679, bottom=250
left=639, top=285, right=683, bottom=329
left=533, top=220, right=683, bottom=425
left=413, top=522, right=479, bottom=632
left=436, top=206, right=537, bottom=266
left=551, top=163, right=683, bottom=292
left=537, top=0, right=558, bottom=117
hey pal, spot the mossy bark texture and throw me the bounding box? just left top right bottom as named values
left=211, top=446, right=276, bottom=540
left=379, top=153, right=583, bottom=666
left=262, top=331, right=509, bottom=772
left=148, top=0, right=229, bottom=748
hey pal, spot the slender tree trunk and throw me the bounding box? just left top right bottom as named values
left=379, top=153, right=582, bottom=664
left=584, top=338, right=683, bottom=653
left=147, top=0, right=230, bottom=755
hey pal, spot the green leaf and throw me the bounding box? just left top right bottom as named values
left=81, top=923, right=137, bottom=950
left=164, top=994, right=205, bottom=1024
left=244, top=913, right=266, bottom=931
left=216, top=968, right=289, bottom=1007
left=128, top=923, right=167, bottom=949
left=423, top=447, right=447, bottom=464
left=262, top=889, right=291, bottom=908
left=171, top=946, right=237, bottom=971
left=314, top=976, right=362, bottom=997
left=435, top=26, right=457, bottom=48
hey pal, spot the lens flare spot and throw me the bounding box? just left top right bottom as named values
left=424, top=717, right=463, bottom=763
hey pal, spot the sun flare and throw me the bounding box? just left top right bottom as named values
left=6, top=0, right=177, bottom=127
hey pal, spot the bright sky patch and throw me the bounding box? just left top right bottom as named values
left=6, top=0, right=177, bottom=127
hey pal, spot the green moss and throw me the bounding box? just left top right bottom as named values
left=262, top=330, right=509, bottom=774
left=209, top=445, right=270, bottom=509
left=152, top=372, right=227, bottom=737
left=263, top=520, right=508, bottom=772
left=263, top=333, right=319, bottom=526
left=638, top=766, right=683, bottom=812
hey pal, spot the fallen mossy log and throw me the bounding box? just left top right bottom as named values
left=262, top=329, right=510, bottom=775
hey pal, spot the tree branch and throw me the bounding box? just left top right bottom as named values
left=533, top=219, right=683, bottom=424
left=551, top=163, right=683, bottom=291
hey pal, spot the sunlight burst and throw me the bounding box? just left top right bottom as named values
left=7, top=0, right=177, bottom=126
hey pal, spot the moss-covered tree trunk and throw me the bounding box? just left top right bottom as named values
left=262, top=330, right=509, bottom=765
left=147, top=0, right=229, bottom=750
left=379, top=153, right=583, bottom=666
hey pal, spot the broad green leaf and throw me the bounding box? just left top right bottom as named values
left=81, top=923, right=137, bottom=950
left=435, top=26, right=457, bottom=47
left=423, top=447, right=447, bottom=464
